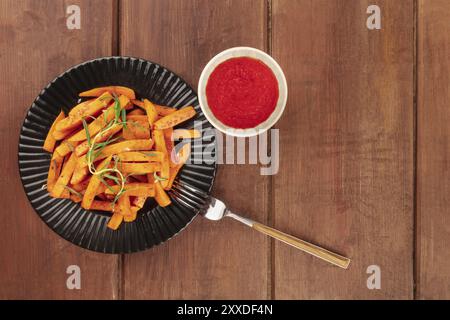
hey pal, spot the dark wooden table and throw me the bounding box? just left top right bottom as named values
left=0, top=0, right=448, bottom=299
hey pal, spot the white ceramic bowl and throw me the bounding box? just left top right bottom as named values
left=198, top=47, right=288, bottom=137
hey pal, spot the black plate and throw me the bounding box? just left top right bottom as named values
left=18, top=56, right=217, bottom=253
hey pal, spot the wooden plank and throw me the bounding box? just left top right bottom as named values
left=0, top=0, right=118, bottom=299
left=272, top=0, right=414, bottom=299
left=120, top=0, right=270, bottom=299
left=417, top=0, right=450, bottom=299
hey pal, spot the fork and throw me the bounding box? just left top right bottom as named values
left=200, top=197, right=351, bottom=269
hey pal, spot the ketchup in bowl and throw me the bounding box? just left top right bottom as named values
left=205, top=57, right=279, bottom=129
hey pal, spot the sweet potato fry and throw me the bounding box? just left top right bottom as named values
left=61, top=189, right=71, bottom=199
left=70, top=177, right=91, bottom=192
left=131, top=100, right=176, bottom=116
left=68, top=95, right=129, bottom=142
left=74, top=123, right=123, bottom=157
left=153, top=130, right=170, bottom=187
left=79, top=87, right=108, bottom=98
left=54, top=92, right=113, bottom=136
left=164, top=128, right=174, bottom=159
left=47, top=153, right=64, bottom=193
left=132, top=196, right=147, bottom=208
left=143, top=99, right=158, bottom=126
left=107, top=213, right=123, bottom=230
left=113, top=87, right=136, bottom=100
left=79, top=86, right=136, bottom=100
left=52, top=129, right=74, bottom=141
left=115, top=195, right=132, bottom=216
left=51, top=152, right=78, bottom=198
left=165, top=143, right=191, bottom=189
left=124, top=206, right=139, bottom=222
left=104, top=183, right=155, bottom=197
left=78, top=139, right=153, bottom=168
left=128, top=108, right=145, bottom=115
left=95, top=181, right=112, bottom=196
left=123, top=119, right=150, bottom=140
left=43, top=111, right=65, bottom=152
left=165, top=167, right=179, bottom=190
left=81, top=156, right=112, bottom=209
left=126, top=115, right=147, bottom=122
left=67, top=98, right=95, bottom=117
left=153, top=130, right=167, bottom=154
left=54, top=139, right=79, bottom=158
left=70, top=194, right=82, bottom=203
left=90, top=200, right=113, bottom=211
left=155, top=105, right=176, bottom=116
left=155, top=181, right=171, bottom=207
left=130, top=99, right=144, bottom=108
left=117, top=151, right=164, bottom=162
left=51, top=103, right=88, bottom=141
left=154, top=106, right=196, bottom=130
left=70, top=164, right=89, bottom=185
left=118, top=163, right=161, bottom=174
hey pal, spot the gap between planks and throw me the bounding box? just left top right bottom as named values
left=413, top=0, right=419, bottom=300
left=267, top=0, right=275, bottom=301
left=113, top=0, right=124, bottom=301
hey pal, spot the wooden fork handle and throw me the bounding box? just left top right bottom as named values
left=252, top=222, right=351, bottom=269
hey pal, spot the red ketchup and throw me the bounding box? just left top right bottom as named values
left=205, top=57, right=279, bottom=129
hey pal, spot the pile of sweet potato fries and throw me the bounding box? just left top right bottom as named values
left=43, top=86, right=199, bottom=230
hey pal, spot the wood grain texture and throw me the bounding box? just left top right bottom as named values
left=0, top=0, right=119, bottom=299
left=272, top=0, right=414, bottom=299
left=120, top=0, right=270, bottom=299
left=417, top=0, right=450, bottom=300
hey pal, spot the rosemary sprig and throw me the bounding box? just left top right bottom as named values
left=114, top=98, right=121, bottom=123
left=90, top=136, right=120, bottom=162
left=142, top=152, right=158, bottom=157
left=103, top=108, right=109, bottom=123
left=82, top=118, right=91, bottom=147
left=84, top=95, right=128, bottom=206
left=153, top=171, right=168, bottom=182
left=98, top=175, right=116, bottom=193
left=63, top=185, right=83, bottom=198
left=104, top=118, right=115, bottom=130
left=113, top=188, right=126, bottom=206
left=121, top=109, right=127, bottom=128
left=104, top=174, right=120, bottom=184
